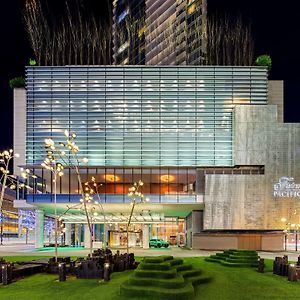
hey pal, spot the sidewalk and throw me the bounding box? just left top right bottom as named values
left=0, top=240, right=299, bottom=261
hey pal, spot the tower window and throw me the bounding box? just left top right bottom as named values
left=117, top=9, right=129, bottom=23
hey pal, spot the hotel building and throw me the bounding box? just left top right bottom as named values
left=13, top=65, right=300, bottom=251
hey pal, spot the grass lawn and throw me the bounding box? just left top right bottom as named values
left=0, top=257, right=300, bottom=300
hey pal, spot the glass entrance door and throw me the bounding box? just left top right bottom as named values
left=108, top=223, right=143, bottom=248
left=151, top=218, right=185, bottom=246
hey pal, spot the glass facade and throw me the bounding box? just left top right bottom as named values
left=145, top=0, right=207, bottom=65
left=26, top=66, right=268, bottom=168
left=1, top=210, right=19, bottom=237
left=27, top=166, right=197, bottom=203
left=113, top=0, right=146, bottom=64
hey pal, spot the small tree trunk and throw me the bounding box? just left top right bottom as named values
left=126, top=200, right=136, bottom=253
left=26, top=227, right=28, bottom=244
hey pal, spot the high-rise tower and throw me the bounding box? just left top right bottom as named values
left=113, top=0, right=146, bottom=65
left=113, top=0, right=207, bottom=65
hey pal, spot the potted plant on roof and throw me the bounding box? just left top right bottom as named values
left=255, top=54, right=272, bottom=75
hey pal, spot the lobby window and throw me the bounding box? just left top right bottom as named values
left=150, top=169, right=160, bottom=194
left=115, top=169, right=124, bottom=194
left=160, top=169, right=170, bottom=195
left=142, top=168, right=151, bottom=194
left=104, top=169, right=117, bottom=194
left=123, top=169, right=133, bottom=195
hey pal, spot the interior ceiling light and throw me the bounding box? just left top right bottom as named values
left=104, top=174, right=120, bottom=182
left=160, top=175, right=175, bottom=182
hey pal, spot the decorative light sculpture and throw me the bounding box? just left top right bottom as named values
left=41, top=138, right=64, bottom=262
left=126, top=180, right=149, bottom=253
left=0, top=149, right=20, bottom=245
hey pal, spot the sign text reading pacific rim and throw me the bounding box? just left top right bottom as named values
left=274, top=177, right=300, bottom=197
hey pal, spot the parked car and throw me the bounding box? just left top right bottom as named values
left=149, top=238, right=169, bottom=248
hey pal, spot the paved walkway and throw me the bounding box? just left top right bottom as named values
left=0, top=240, right=299, bottom=260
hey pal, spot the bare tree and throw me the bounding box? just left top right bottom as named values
left=23, top=0, right=47, bottom=65
left=0, top=150, right=23, bottom=245
left=23, top=0, right=112, bottom=66
left=207, top=14, right=254, bottom=66
left=42, top=131, right=96, bottom=255
left=126, top=180, right=147, bottom=253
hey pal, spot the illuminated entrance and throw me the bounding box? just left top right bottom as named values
left=17, top=201, right=203, bottom=249
left=107, top=217, right=186, bottom=248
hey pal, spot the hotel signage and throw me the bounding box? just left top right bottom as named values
left=273, top=177, right=300, bottom=197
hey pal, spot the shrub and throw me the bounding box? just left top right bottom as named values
left=255, top=54, right=272, bottom=71
left=9, top=77, right=25, bottom=89
left=29, top=58, right=37, bottom=66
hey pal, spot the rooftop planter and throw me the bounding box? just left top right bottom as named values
left=9, top=77, right=25, bottom=89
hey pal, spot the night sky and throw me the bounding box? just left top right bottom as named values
left=1, top=0, right=300, bottom=151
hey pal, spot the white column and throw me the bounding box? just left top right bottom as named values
left=104, top=224, right=109, bottom=248
left=142, top=224, right=150, bottom=249
left=74, top=224, right=81, bottom=247
left=84, top=224, right=91, bottom=249
left=18, top=210, right=23, bottom=239
left=35, top=210, right=44, bottom=249
left=13, top=88, right=26, bottom=175
left=65, top=223, right=72, bottom=246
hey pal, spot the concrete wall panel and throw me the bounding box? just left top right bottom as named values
left=204, top=105, right=300, bottom=230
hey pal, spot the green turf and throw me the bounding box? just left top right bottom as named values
left=0, top=256, right=300, bottom=299
left=2, top=256, right=77, bottom=262
left=2, top=256, right=52, bottom=262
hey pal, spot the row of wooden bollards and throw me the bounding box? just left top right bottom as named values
left=57, top=260, right=111, bottom=282
left=272, top=255, right=300, bottom=281
left=257, top=255, right=300, bottom=281
left=0, top=264, right=13, bottom=285
left=58, top=262, right=111, bottom=281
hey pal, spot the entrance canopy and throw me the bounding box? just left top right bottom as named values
left=14, top=200, right=203, bottom=223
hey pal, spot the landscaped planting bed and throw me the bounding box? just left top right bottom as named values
left=205, top=249, right=259, bottom=267
left=120, top=255, right=211, bottom=299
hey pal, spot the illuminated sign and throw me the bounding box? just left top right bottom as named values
left=273, top=177, right=300, bottom=197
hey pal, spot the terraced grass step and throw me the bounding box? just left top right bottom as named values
left=175, top=263, right=193, bottom=272
left=227, top=254, right=258, bottom=259
left=206, top=249, right=259, bottom=268
left=179, top=269, right=202, bottom=278
left=143, top=256, right=173, bottom=263
left=185, top=274, right=212, bottom=286
left=227, top=250, right=258, bottom=255
left=220, top=261, right=258, bottom=267
left=120, top=256, right=208, bottom=299
left=128, top=274, right=186, bottom=289
left=134, top=268, right=177, bottom=279
left=205, top=257, right=222, bottom=263
left=208, top=255, right=224, bottom=260
left=225, top=258, right=258, bottom=263
left=169, top=258, right=184, bottom=266
left=215, top=253, right=229, bottom=258
left=120, top=281, right=195, bottom=300
left=139, top=262, right=172, bottom=271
